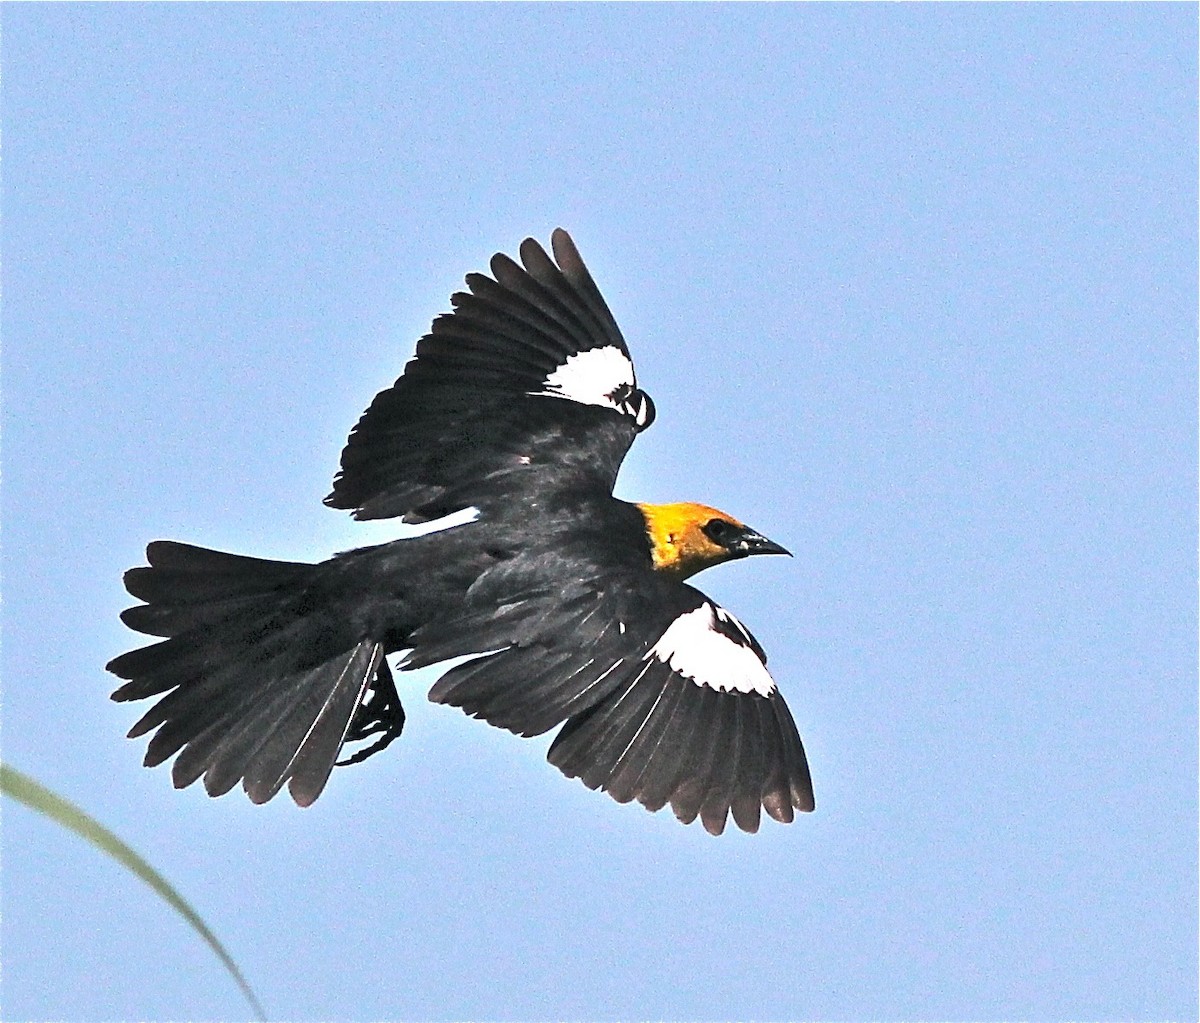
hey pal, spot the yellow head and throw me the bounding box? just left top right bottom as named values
left=636, top=502, right=790, bottom=579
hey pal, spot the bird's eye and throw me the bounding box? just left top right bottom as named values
left=702, top=518, right=736, bottom=545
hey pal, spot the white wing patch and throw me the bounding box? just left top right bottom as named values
left=647, top=603, right=776, bottom=697
left=534, top=345, right=635, bottom=412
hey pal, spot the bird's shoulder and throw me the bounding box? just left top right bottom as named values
left=404, top=497, right=769, bottom=690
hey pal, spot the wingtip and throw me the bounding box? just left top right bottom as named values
left=517, top=234, right=551, bottom=271
left=488, top=251, right=521, bottom=280
left=550, top=227, right=582, bottom=271
left=701, top=805, right=729, bottom=836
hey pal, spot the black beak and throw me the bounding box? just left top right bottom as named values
left=730, top=526, right=791, bottom=559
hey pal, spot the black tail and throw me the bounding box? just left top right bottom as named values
left=106, top=541, right=404, bottom=806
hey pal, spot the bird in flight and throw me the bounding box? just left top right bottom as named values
left=108, top=229, right=814, bottom=835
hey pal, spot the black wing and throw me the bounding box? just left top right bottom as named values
left=326, top=229, right=655, bottom=522
left=403, top=565, right=813, bottom=836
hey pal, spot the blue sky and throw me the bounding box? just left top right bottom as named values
left=3, top=5, right=1196, bottom=1021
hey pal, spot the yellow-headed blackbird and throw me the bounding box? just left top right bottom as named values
left=107, top=230, right=814, bottom=835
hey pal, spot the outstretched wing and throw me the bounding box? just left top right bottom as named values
left=403, top=567, right=813, bottom=836
left=326, top=229, right=655, bottom=522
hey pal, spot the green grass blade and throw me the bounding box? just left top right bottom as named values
left=0, top=763, right=268, bottom=1022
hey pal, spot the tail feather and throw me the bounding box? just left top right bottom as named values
left=241, top=642, right=381, bottom=805
left=174, top=674, right=321, bottom=796
left=125, top=542, right=311, bottom=604
left=108, top=542, right=403, bottom=806
left=279, top=643, right=383, bottom=806
left=131, top=667, right=243, bottom=746
left=119, top=592, right=274, bottom=639
left=110, top=628, right=295, bottom=705
left=170, top=699, right=267, bottom=793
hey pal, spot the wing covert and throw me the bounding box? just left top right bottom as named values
left=327, top=229, right=655, bottom=522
